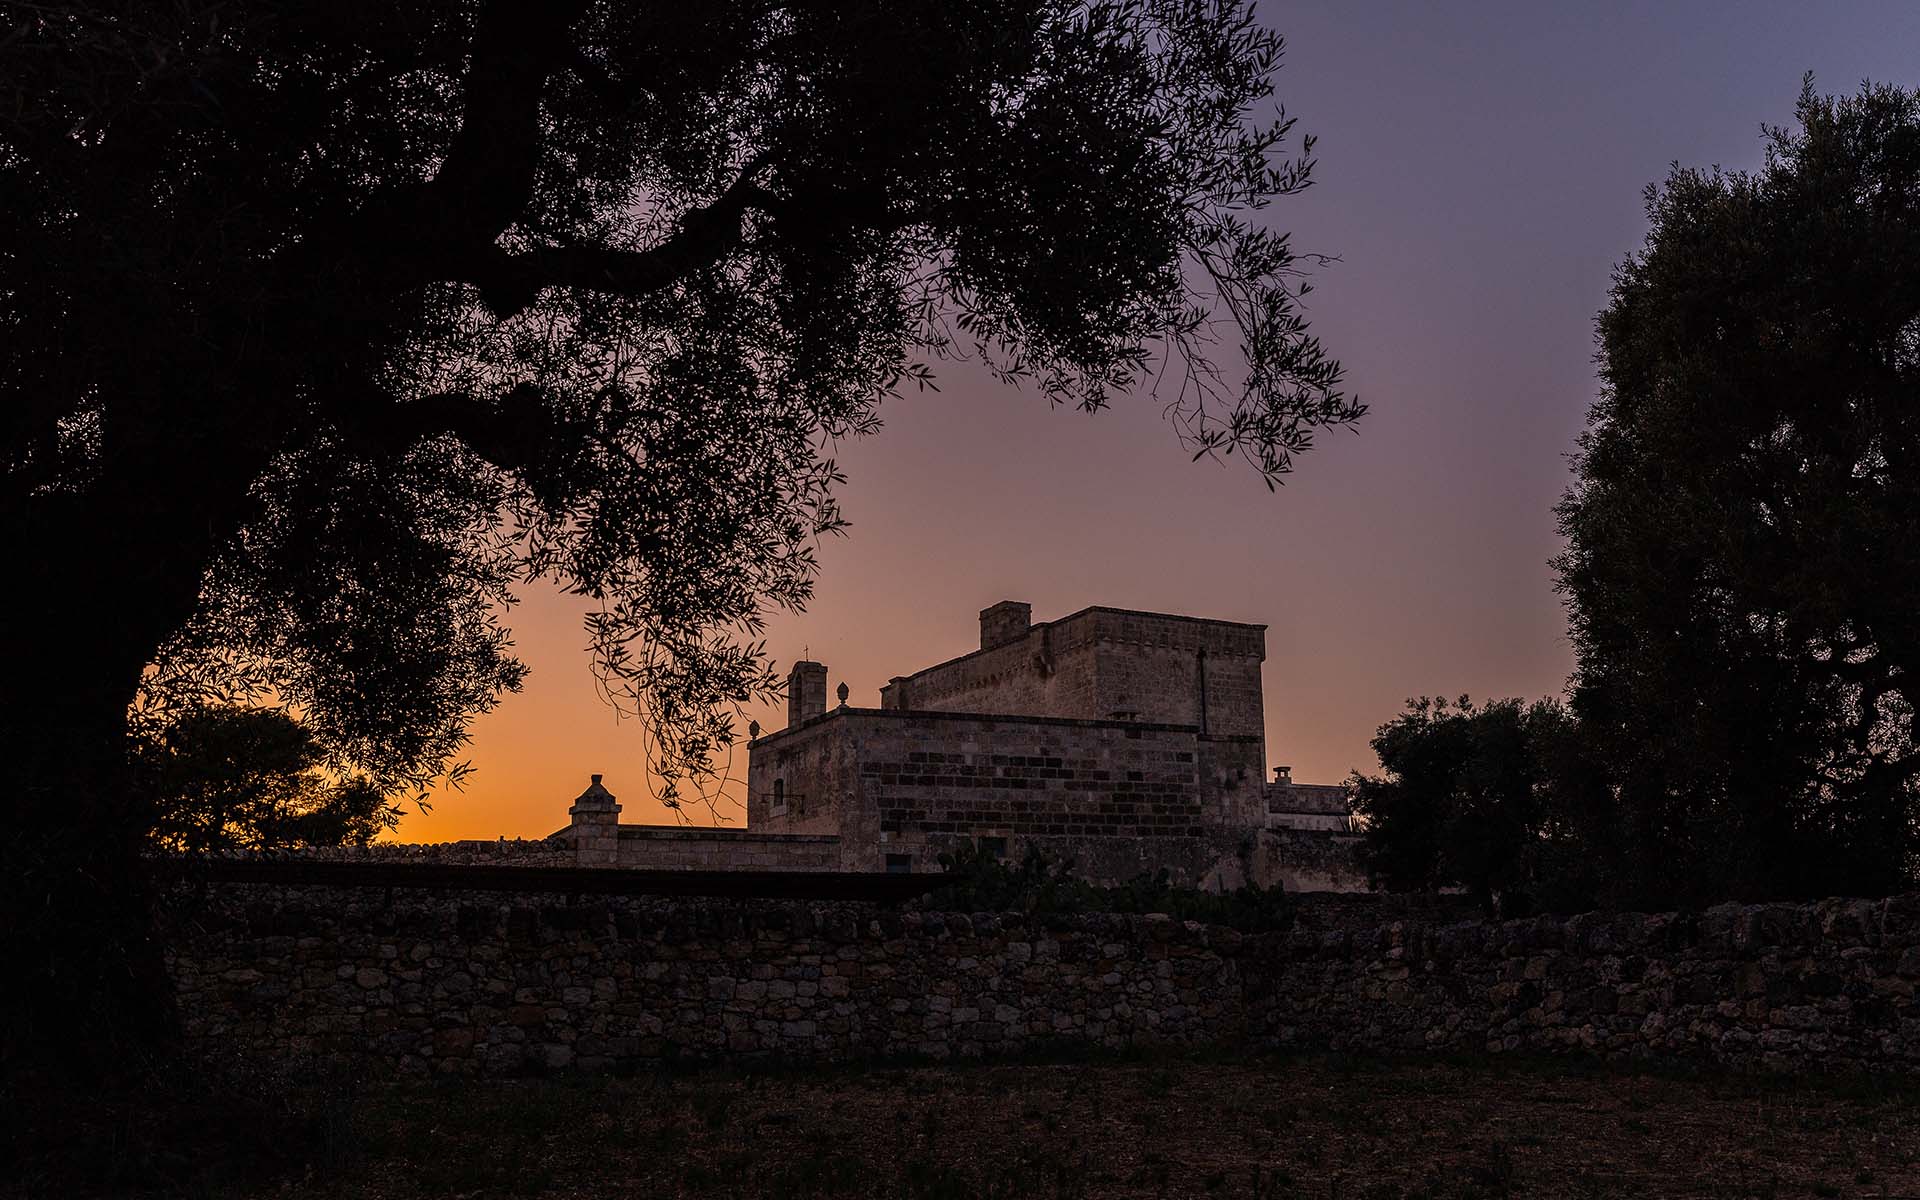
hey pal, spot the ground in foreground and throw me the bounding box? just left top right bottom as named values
left=77, top=1051, right=1920, bottom=1198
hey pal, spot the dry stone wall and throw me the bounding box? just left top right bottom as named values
left=1254, top=898, right=1920, bottom=1069
left=201, top=840, right=576, bottom=868
left=610, top=827, right=843, bottom=871
left=166, top=884, right=1245, bottom=1075
left=168, top=882, right=1920, bottom=1076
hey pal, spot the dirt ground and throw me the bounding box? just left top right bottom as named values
left=244, top=1051, right=1920, bottom=1200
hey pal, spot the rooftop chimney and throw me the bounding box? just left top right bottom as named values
left=787, top=660, right=828, bottom=728
left=980, top=600, right=1032, bottom=650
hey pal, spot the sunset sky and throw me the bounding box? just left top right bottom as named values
left=408, top=0, right=1920, bottom=842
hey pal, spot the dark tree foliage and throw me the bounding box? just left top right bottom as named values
left=0, top=1, right=1357, bottom=1062
left=1555, top=79, right=1920, bottom=907
left=1350, top=697, right=1601, bottom=914
left=926, top=842, right=1296, bottom=932
left=135, top=706, right=401, bottom=853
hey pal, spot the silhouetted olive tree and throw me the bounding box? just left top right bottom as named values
left=135, top=707, right=400, bottom=853
left=1, top=1, right=1357, bottom=1060
left=1555, top=79, right=1920, bottom=906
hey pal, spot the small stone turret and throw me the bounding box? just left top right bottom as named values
left=568, top=774, right=621, bottom=867
left=787, top=661, right=828, bottom=728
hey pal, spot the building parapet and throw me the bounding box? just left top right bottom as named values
left=875, top=603, right=1267, bottom=736
left=616, top=825, right=840, bottom=845
left=749, top=704, right=1207, bottom=750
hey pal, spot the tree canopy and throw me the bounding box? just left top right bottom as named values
left=1554, top=79, right=1920, bottom=905
left=1350, top=697, right=1601, bottom=914
left=3, top=0, right=1358, bottom=807
left=1, top=0, right=1356, bottom=1060
left=136, top=706, right=400, bottom=853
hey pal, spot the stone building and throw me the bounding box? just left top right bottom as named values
left=555, top=602, right=1363, bottom=891
left=734, top=602, right=1363, bottom=891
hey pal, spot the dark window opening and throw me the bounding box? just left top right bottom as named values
left=772, top=778, right=786, bottom=814
left=885, top=854, right=912, bottom=874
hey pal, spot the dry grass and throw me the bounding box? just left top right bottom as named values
left=240, top=1051, right=1920, bottom=1200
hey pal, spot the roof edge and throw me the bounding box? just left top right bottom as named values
left=879, top=605, right=1268, bottom=689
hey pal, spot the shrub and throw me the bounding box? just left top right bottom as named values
left=920, top=842, right=1295, bottom=932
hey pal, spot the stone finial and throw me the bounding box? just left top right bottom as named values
left=569, top=774, right=621, bottom=868
left=574, top=774, right=617, bottom=807
left=836, top=682, right=849, bottom=707
left=748, top=719, right=761, bottom=740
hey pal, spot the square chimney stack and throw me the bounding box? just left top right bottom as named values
left=980, top=600, right=1031, bottom=649
left=787, top=660, right=828, bottom=728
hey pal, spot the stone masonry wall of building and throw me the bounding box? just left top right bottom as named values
left=860, top=723, right=1206, bottom=841
left=1268, top=782, right=1351, bottom=818
left=749, top=710, right=1281, bottom=880
left=879, top=622, right=1105, bottom=722
left=746, top=715, right=862, bottom=836
left=877, top=608, right=1265, bottom=735
left=1268, top=782, right=1354, bottom=832
left=756, top=604, right=1359, bottom=889
left=1089, top=612, right=1265, bottom=738
left=168, top=884, right=1920, bottom=1076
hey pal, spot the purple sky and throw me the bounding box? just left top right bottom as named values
left=411, top=1, right=1920, bottom=840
